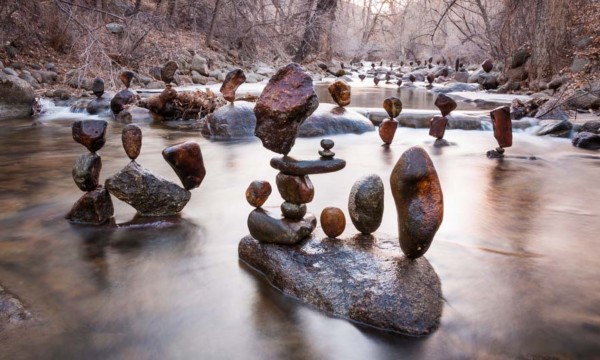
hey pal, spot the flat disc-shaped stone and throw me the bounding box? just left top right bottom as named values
left=434, top=94, right=457, bottom=116
left=270, top=156, right=346, bottom=176
left=162, top=141, right=206, bottom=190
left=122, top=124, right=142, bottom=160
left=328, top=80, right=351, bottom=107
left=72, top=120, right=107, bottom=152
left=490, top=106, right=512, bottom=148
left=429, top=116, right=448, bottom=139
left=390, top=146, right=443, bottom=259
left=383, top=97, right=402, bottom=118
left=220, top=68, right=246, bottom=103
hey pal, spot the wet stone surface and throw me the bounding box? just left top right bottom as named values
left=72, top=120, right=107, bottom=152
left=246, top=180, right=272, bottom=208
left=281, top=202, right=307, bottom=220
left=270, top=156, right=346, bottom=176
left=0, top=285, right=32, bottom=332
left=275, top=173, right=315, bottom=205
left=238, top=233, right=443, bottom=336
left=247, top=208, right=317, bottom=245
left=491, top=106, right=513, bottom=148
left=72, top=152, right=102, bottom=192
left=320, top=207, right=346, bottom=238
left=122, top=124, right=142, bottom=160
left=383, top=97, right=402, bottom=118
left=66, top=186, right=114, bottom=225
left=162, top=141, right=206, bottom=191
left=348, top=174, right=384, bottom=234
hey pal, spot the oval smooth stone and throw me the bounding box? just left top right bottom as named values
left=320, top=207, right=346, bottom=238
left=72, top=120, right=107, bottom=152
left=379, top=118, right=398, bottom=145
left=246, top=180, right=272, bottom=208
left=348, top=174, right=384, bottom=234
left=275, top=173, right=314, bottom=205
left=281, top=202, right=307, bottom=220
left=162, top=141, right=206, bottom=190
left=390, top=146, right=443, bottom=259
left=122, top=124, right=142, bottom=160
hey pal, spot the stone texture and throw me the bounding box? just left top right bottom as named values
left=572, top=132, right=600, bottom=150
left=276, top=173, right=314, bottom=204
left=110, top=89, right=138, bottom=114
left=328, top=80, right=351, bottom=107
left=579, top=121, right=600, bottom=134
left=383, top=97, right=402, bottom=118
left=281, top=202, right=307, bottom=220
left=348, top=174, right=384, bottom=235
left=247, top=208, right=316, bottom=245
left=161, top=61, right=178, bottom=83
left=72, top=152, right=102, bottom=192
left=205, top=102, right=257, bottom=139
left=320, top=207, right=346, bottom=238
left=246, top=180, right=272, bottom=207
left=238, top=234, right=443, bottom=336
left=536, top=119, right=572, bottom=137
left=105, top=162, right=191, bottom=216
left=434, top=94, right=457, bottom=116
left=0, top=285, right=32, bottom=332
left=379, top=119, right=398, bottom=145
left=72, top=120, right=107, bottom=152
left=66, top=186, right=114, bottom=225
left=0, top=73, right=36, bottom=119
left=300, top=105, right=374, bottom=137
left=86, top=97, right=110, bottom=115
left=535, top=99, right=569, bottom=121
left=122, top=124, right=142, bottom=160
left=220, top=68, right=246, bottom=103
left=162, top=141, right=206, bottom=190
left=270, top=156, right=346, bottom=176
left=254, top=63, right=319, bottom=155
left=481, top=59, right=493, bottom=73
left=390, top=147, right=443, bottom=259
left=429, top=116, right=448, bottom=139
left=490, top=106, right=512, bottom=148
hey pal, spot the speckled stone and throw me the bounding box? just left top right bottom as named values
left=122, top=124, right=142, bottom=160
left=220, top=68, right=246, bottom=103
left=429, top=116, right=448, bottom=139
left=72, top=152, right=102, bottom=191
left=281, top=202, right=307, bottom=220
left=72, top=120, right=107, bottom=152
left=383, top=97, right=402, bottom=118
left=246, top=180, right=272, bottom=207
left=348, top=174, right=384, bottom=234
left=276, top=173, right=314, bottom=204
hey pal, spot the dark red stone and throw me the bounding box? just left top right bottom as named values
left=246, top=180, right=271, bottom=207
left=482, top=59, right=493, bottom=73
left=119, top=71, right=134, bottom=88
left=434, top=94, right=457, bottom=116
left=92, top=77, right=104, bottom=98
left=161, top=60, right=178, bottom=83
left=320, top=207, right=346, bottom=238
left=429, top=116, right=448, bottom=139
left=426, top=73, right=435, bottom=85
left=328, top=80, right=351, bottom=107
left=72, top=120, right=107, bottom=152
left=254, top=63, right=318, bottom=155
left=162, top=141, right=206, bottom=190
left=379, top=118, right=398, bottom=145
left=490, top=106, right=512, bottom=148
left=220, top=68, right=246, bottom=103
left=383, top=97, right=402, bottom=118
left=110, top=89, right=138, bottom=114
left=66, top=186, right=114, bottom=225
left=122, top=124, right=142, bottom=160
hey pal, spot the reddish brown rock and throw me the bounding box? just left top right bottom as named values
left=429, top=116, right=448, bottom=139
left=320, top=207, right=346, bottom=238
left=162, top=141, right=206, bottom=190
left=390, top=147, right=443, bottom=259
left=161, top=60, right=178, bottom=84
left=254, top=63, right=319, bottom=155
left=328, top=80, right=351, bottom=107
left=66, top=186, right=114, bottom=225
left=379, top=118, right=398, bottom=145
left=72, top=120, right=107, bottom=152
left=426, top=73, right=435, bottom=85
left=110, top=89, right=138, bottom=114
left=122, top=124, right=142, bottom=160
left=246, top=180, right=272, bottom=207
left=119, top=71, right=134, bottom=88
left=220, top=68, right=246, bottom=103
left=276, top=172, right=314, bottom=204
left=383, top=97, right=402, bottom=118
left=482, top=59, right=493, bottom=73
left=434, top=94, right=457, bottom=116
left=490, top=105, right=512, bottom=148
left=72, top=152, right=102, bottom=191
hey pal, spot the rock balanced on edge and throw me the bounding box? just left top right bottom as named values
left=487, top=105, right=512, bottom=158
left=220, top=68, right=246, bottom=103
left=379, top=97, right=402, bottom=145
left=328, top=80, right=351, bottom=107
left=429, top=93, right=458, bottom=147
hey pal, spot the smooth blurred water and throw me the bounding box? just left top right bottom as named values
left=0, top=103, right=599, bottom=359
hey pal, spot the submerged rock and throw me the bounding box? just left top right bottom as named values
left=247, top=208, right=316, bottom=245
left=86, top=96, right=110, bottom=115
left=348, top=174, right=384, bottom=234
left=105, top=162, right=191, bottom=216
left=254, top=63, right=319, bottom=154
left=0, top=285, right=32, bottom=332
left=238, top=234, right=443, bottom=336
left=66, top=186, right=114, bottom=225
left=390, top=147, right=443, bottom=259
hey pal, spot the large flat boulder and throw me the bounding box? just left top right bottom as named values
left=238, top=234, right=443, bottom=336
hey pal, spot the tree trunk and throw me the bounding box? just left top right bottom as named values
left=293, top=0, right=338, bottom=63
left=206, top=0, right=222, bottom=47
left=167, top=0, right=177, bottom=19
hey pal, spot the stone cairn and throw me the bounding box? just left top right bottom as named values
left=379, top=97, right=402, bottom=145
left=66, top=120, right=114, bottom=225
left=220, top=68, right=246, bottom=104
left=429, top=93, right=457, bottom=147
left=328, top=80, right=351, bottom=107
left=111, top=70, right=139, bottom=118
left=104, top=124, right=206, bottom=216
left=245, top=63, right=346, bottom=244
left=487, top=105, right=512, bottom=158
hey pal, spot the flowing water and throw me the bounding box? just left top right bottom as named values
left=0, top=88, right=599, bottom=359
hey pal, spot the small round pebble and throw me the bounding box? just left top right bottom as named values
left=320, top=207, right=346, bottom=238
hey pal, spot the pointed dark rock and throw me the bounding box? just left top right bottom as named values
left=162, top=141, right=206, bottom=190
left=434, top=94, right=457, bottom=116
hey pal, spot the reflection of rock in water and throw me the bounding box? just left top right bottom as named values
left=239, top=233, right=443, bottom=336
left=0, top=285, right=32, bottom=332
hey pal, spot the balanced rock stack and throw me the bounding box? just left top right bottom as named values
left=105, top=125, right=205, bottom=216
left=426, top=73, right=435, bottom=87
left=379, top=97, right=402, bottom=145
left=87, top=77, right=108, bottom=115
left=487, top=105, right=512, bottom=158
left=111, top=70, right=139, bottom=116
left=220, top=68, right=246, bottom=103
left=328, top=80, right=351, bottom=107
left=66, top=120, right=114, bottom=225
left=429, top=93, right=457, bottom=147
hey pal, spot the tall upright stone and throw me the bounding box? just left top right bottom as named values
left=220, top=68, right=246, bottom=103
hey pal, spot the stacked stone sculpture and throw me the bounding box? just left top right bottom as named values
left=246, top=63, right=346, bottom=245
left=487, top=105, right=512, bottom=158
left=66, top=120, right=114, bottom=225
left=328, top=80, right=351, bottom=107
left=426, top=73, right=435, bottom=87
left=379, top=97, right=402, bottom=145
left=429, top=93, right=457, bottom=147
left=220, top=68, right=246, bottom=103
left=111, top=70, right=139, bottom=115
left=358, top=74, right=366, bottom=81
left=92, top=77, right=104, bottom=98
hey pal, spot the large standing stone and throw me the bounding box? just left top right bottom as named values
left=490, top=106, right=512, bottom=148
left=72, top=120, right=107, bottom=152
left=247, top=208, right=316, bottom=245
left=320, top=207, right=346, bottom=238
left=72, top=152, right=102, bottom=191
left=429, top=116, right=448, bottom=139
left=220, top=68, right=246, bottom=103
left=92, top=77, right=104, bottom=98
left=434, top=94, right=457, bottom=116
left=66, top=186, right=114, bottom=225
left=328, top=80, right=351, bottom=107
left=246, top=180, right=272, bottom=207
left=110, top=89, right=138, bottom=114
left=379, top=119, right=398, bottom=145
left=348, top=174, right=384, bottom=234
left=383, top=97, right=402, bottom=118
left=390, top=147, right=443, bottom=259
left=254, top=63, right=319, bottom=155
left=275, top=173, right=314, bottom=204
left=122, top=124, right=142, bottom=160
left=105, top=162, right=191, bottom=216
left=161, top=60, right=178, bottom=84
left=162, top=141, right=206, bottom=190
